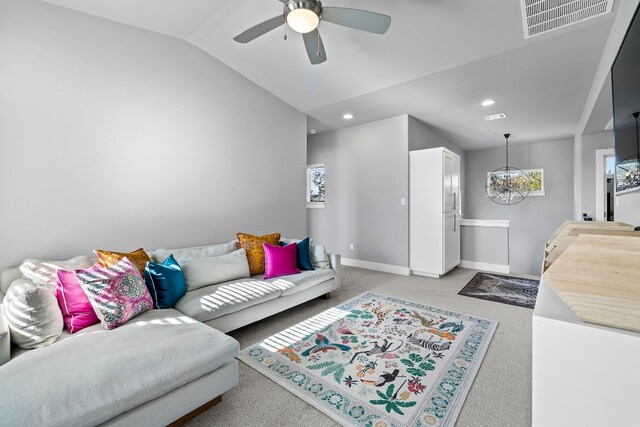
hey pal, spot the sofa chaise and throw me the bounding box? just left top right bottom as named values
left=0, top=239, right=341, bottom=426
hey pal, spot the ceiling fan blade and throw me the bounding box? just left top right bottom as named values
left=322, top=7, right=391, bottom=34
left=302, top=29, right=327, bottom=65
left=233, top=15, right=285, bottom=43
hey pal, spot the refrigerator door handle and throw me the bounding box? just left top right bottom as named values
left=453, top=213, right=456, bottom=232
left=452, top=192, right=456, bottom=211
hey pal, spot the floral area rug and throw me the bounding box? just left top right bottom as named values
left=458, top=272, right=540, bottom=309
left=238, top=292, right=497, bottom=426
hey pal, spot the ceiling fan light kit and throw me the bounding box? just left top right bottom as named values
left=285, top=1, right=322, bottom=34
left=233, top=0, right=391, bottom=65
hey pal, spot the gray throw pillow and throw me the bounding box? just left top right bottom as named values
left=180, top=249, right=250, bottom=291
left=311, top=245, right=331, bottom=269
left=3, top=279, right=63, bottom=349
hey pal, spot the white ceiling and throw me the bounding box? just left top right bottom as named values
left=42, top=0, right=618, bottom=149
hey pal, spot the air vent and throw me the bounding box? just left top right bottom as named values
left=484, top=113, right=507, bottom=121
left=520, top=0, right=614, bottom=38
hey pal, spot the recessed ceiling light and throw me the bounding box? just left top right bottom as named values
left=481, top=99, right=495, bottom=106
left=342, top=113, right=354, bottom=120
left=484, top=113, right=507, bottom=121
left=309, top=129, right=317, bottom=134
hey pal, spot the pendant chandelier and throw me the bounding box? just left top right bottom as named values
left=485, top=133, right=530, bottom=205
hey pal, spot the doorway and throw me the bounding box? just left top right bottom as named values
left=595, top=148, right=615, bottom=221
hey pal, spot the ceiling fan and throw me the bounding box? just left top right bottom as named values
left=233, top=0, right=391, bottom=65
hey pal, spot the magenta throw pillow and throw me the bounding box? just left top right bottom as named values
left=75, top=257, right=153, bottom=330
left=56, top=267, right=101, bottom=334
left=263, top=242, right=300, bottom=279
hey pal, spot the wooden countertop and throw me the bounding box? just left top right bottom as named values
left=542, top=234, right=640, bottom=333
left=545, top=220, right=632, bottom=248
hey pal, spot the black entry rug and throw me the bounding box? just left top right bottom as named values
left=458, top=272, right=540, bottom=309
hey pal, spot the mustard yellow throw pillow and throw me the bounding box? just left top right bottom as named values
left=237, top=233, right=281, bottom=276
left=95, top=248, right=151, bottom=276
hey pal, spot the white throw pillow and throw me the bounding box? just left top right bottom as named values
left=311, top=245, right=331, bottom=269
left=155, top=240, right=239, bottom=263
left=180, top=249, right=250, bottom=291
left=19, top=255, right=93, bottom=287
left=0, top=303, right=9, bottom=366
left=3, top=279, right=63, bottom=349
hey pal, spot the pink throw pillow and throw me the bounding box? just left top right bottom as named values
left=263, top=242, right=300, bottom=279
left=56, top=266, right=101, bottom=333
left=75, top=257, right=153, bottom=330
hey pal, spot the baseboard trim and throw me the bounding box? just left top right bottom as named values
left=341, top=258, right=410, bottom=276
left=459, top=260, right=510, bottom=274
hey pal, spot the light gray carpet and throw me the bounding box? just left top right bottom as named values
left=185, top=266, right=532, bottom=427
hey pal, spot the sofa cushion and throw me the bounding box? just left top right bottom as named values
left=311, top=245, right=331, bottom=269
left=266, top=268, right=335, bottom=296
left=180, top=249, right=250, bottom=291
left=19, top=255, right=93, bottom=287
left=56, top=268, right=101, bottom=333
left=95, top=248, right=151, bottom=276
left=3, top=279, right=64, bottom=349
left=175, top=277, right=287, bottom=322
left=0, top=309, right=239, bottom=427
left=154, top=240, right=238, bottom=263
left=263, top=243, right=299, bottom=279
left=144, top=254, right=187, bottom=309
left=237, top=232, right=281, bottom=276
left=75, top=258, right=154, bottom=330
left=279, top=237, right=315, bottom=271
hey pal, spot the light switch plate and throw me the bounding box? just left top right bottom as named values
left=401, top=198, right=406, bottom=206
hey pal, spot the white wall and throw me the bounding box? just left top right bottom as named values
left=307, top=116, right=409, bottom=267
left=0, top=0, right=307, bottom=269
left=580, top=131, right=614, bottom=218
left=465, top=139, right=574, bottom=275
left=574, top=0, right=640, bottom=224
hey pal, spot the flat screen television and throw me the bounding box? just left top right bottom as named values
left=612, top=3, right=640, bottom=194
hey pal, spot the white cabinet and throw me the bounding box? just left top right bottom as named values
left=533, top=279, right=640, bottom=427
left=410, top=147, right=461, bottom=278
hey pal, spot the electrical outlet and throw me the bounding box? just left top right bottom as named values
left=349, top=243, right=354, bottom=251
left=401, top=198, right=406, bottom=206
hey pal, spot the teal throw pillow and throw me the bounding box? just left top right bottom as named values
left=279, top=237, right=315, bottom=271
left=144, top=255, right=187, bottom=309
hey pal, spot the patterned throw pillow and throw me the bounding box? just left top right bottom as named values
left=95, top=248, right=151, bottom=276
left=75, top=257, right=153, bottom=330
left=237, top=232, right=281, bottom=276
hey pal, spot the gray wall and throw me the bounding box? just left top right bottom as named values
left=0, top=0, right=307, bottom=269
left=307, top=116, right=409, bottom=267
left=460, top=226, right=509, bottom=266
left=580, top=131, right=614, bottom=219
left=465, top=139, right=574, bottom=275
left=307, top=115, right=465, bottom=269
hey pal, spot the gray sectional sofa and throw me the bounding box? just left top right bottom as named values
left=0, top=240, right=341, bottom=426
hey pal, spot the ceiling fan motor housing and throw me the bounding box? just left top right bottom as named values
left=285, top=0, right=323, bottom=33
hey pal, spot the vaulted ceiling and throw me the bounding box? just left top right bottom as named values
left=42, top=0, right=618, bottom=149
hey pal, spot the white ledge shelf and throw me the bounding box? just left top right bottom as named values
left=459, top=219, right=510, bottom=228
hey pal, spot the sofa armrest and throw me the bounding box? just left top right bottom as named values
left=328, top=253, right=341, bottom=290
left=0, top=304, right=10, bottom=366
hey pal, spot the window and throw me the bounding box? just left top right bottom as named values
left=522, top=168, right=545, bottom=196
left=307, top=163, right=325, bottom=208
left=485, top=168, right=545, bottom=196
